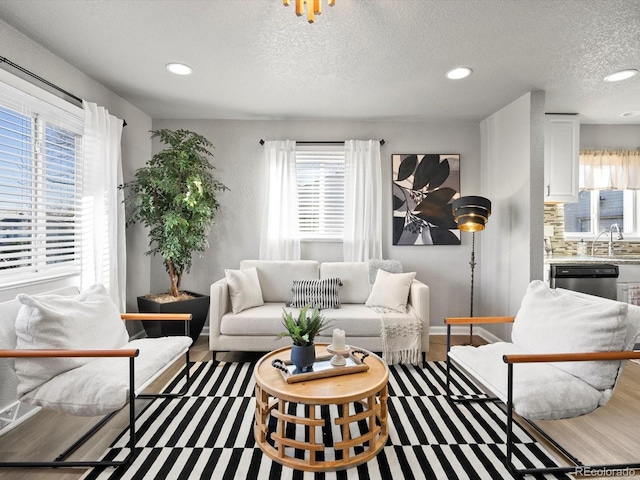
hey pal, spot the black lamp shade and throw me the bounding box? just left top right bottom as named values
left=452, top=195, right=491, bottom=232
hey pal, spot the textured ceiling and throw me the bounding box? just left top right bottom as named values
left=0, top=0, right=638, bottom=124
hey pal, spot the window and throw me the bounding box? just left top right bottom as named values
left=0, top=74, right=84, bottom=288
left=564, top=189, right=636, bottom=237
left=295, top=145, right=344, bottom=240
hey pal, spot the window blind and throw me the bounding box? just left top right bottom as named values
left=0, top=75, right=84, bottom=288
left=295, top=145, right=344, bottom=240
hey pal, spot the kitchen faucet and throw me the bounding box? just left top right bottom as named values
left=591, top=229, right=607, bottom=256
left=608, top=223, right=623, bottom=256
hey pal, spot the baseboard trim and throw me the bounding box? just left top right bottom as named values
left=429, top=326, right=502, bottom=343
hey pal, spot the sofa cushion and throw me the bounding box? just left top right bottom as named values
left=20, top=336, right=192, bottom=416
left=288, top=277, right=342, bottom=309
left=240, top=260, right=319, bottom=303
left=511, top=280, right=629, bottom=391
left=450, top=342, right=605, bottom=420
left=220, top=304, right=384, bottom=337
left=225, top=267, right=264, bottom=314
left=365, top=270, right=416, bottom=313
left=14, top=284, right=129, bottom=397
left=320, top=262, right=370, bottom=304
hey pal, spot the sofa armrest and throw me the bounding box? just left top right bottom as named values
left=209, top=278, right=231, bottom=342
left=408, top=279, right=429, bottom=331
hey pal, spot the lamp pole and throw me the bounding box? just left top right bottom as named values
left=469, top=231, right=476, bottom=344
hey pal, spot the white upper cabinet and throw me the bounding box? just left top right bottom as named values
left=544, top=114, right=580, bottom=203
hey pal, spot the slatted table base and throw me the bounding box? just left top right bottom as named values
left=254, top=383, right=389, bottom=472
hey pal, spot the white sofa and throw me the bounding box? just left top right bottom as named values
left=209, top=260, right=430, bottom=359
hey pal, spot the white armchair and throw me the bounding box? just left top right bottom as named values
left=0, top=285, right=193, bottom=469
left=445, top=280, right=640, bottom=477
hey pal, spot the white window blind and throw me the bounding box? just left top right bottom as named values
left=296, top=145, right=345, bottom=240
left=0, top=75, right=84, bottom=288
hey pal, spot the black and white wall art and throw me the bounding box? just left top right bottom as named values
left=392, top=154, right=461, bottom=246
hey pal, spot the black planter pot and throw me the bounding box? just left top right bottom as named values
left=137, top=291, right=210, bottom=342
left=290, top=344, right=316, bottom=372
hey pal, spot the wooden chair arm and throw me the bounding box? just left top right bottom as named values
left=120, top=313, right=192, bottom=321
left=503, top=351, right=640, bottom=364
left=446, top=316, right=515, bottom=325
left=0, top=349, right=139, bottom=358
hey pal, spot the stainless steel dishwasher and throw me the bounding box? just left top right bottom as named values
left=550, top=264, right=619, bottom=300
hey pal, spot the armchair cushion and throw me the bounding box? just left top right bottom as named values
left=450, top=342, right=604, bottom=420
left=14, top=284, right=129, bottom=397
left=511, top=280, right=628, bottom=391
left=19, top=336, right=192, bottom=416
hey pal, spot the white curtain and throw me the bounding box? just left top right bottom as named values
left=580, top=149, right=640, bottom=190
left=259, top=140, right=300, bottom=260
left=343, top=140, right=382, bottom=261
left=81, top=101, right=126, bottom=311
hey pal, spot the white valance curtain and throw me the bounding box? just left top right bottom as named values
left=81, top=101, right=126, bottom=311
left=343, top=140, right=382, bottom=261
left=259, top=140, right=300, bottom=260
left=580, top=149, right=640, bottom=190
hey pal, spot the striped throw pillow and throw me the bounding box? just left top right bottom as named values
left=288, top=278, right=343, bottom=310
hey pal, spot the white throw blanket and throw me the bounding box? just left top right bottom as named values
left=375, top=306, right=422, bottom=365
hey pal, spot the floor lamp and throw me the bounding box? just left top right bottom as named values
left=451, top=195, right=492, bottom=345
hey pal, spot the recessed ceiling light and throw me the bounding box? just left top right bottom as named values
left=446, top=67, right=473, bottom=80
left=604, top=69, right=638, bottom=82
left=621, top=111, right=640, bottom=117
left=166, top=63, right=193, bottom=75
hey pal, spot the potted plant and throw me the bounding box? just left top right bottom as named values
left=277, top=305, right=329, bottom=372
left=121, top=129, right=228, bottom=341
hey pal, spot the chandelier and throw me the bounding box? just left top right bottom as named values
left=283, top=0, right=335, bottom=23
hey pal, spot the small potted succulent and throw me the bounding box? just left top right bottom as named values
left=277, top=305, right=328, bottom=372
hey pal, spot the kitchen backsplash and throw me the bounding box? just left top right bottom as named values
left=544, top=204, right=640, bottom=256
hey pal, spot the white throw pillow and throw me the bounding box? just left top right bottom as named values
left=14, top=284, right=129, bottom=397
left=511, top=280, right=629, bottom=391
left=365, top=270, right=416, bottom=313
left=225, top=267, right=264, bottom=314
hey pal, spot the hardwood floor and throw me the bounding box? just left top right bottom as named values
left=0, top=335, right=638, bottom=479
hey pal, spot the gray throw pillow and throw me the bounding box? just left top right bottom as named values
left=368, top=259, right=403, bottom=285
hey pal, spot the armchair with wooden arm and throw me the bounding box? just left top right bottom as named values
left=444, top=281, right=640, bottom=477
left=0, top=311, right=192, bottom=469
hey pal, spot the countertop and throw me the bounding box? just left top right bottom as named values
left=545, top=255, right=640, bottom=265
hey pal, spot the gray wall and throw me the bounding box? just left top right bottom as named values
left=580, top=124, right=640, bottom=150
left=151, top=118, right=481, bottom=331
left=0, top=18, right=152, bottom=314
left=478, top=92, right=546, bottom=340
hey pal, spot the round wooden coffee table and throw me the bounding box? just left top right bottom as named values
left=254, top=343, right=389, bottom=472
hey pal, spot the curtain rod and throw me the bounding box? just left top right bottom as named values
left=259, top=139, right=385, bottom=146
left=0, top=55, right=127, bottom=127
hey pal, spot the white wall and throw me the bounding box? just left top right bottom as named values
left=478, top=91, right=545, bottom=340
left=0, top=19, right=152, bottom=312
left=151, top=118, right=481, bottom=331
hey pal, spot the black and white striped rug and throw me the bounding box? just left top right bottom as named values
left=81, top=361, right=571, bottom=480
